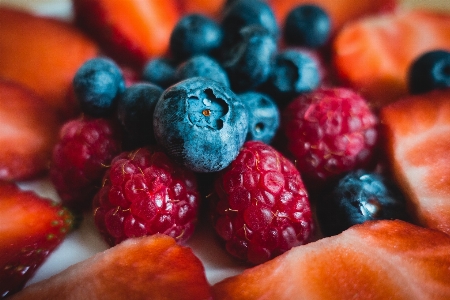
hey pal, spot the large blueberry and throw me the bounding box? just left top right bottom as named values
left=117, top=83, right=163, bottom=148
left=73, top=57, right=125, bottom=117
left=153, top=77, right=248, bottom=172
left=221, top=25, right=277, bottom=92
left=175, top=55, right=230, bottom=87
left=408, top=50, right=450, bottom=94
left=238, top=92, right=279, bottom=144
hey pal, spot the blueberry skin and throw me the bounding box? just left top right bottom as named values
left=316, top=170, right=409, bottom=237
left=73, top=57, right=125, bottom=117
left=142, top=57, right=176, bottom=89
left=170, top=14, right=223, bottom=61
left=221, top=0, right=279, bottom=45
left=117, top=83, right=163, bottom=148
left=221, top=25, right=277, bottom=92
left=175, top=55, right=230, bottom=87
left=284, top=5, right=331, bottom=48
left=408, top=50, right=450, bottom=94
left=153, top=77, right=248, bottom=173
left=265, top=49, right=320, bottom=103
left=238, top=92, right=279, bottom=144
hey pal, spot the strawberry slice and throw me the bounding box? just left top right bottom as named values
left=10, top=235, right=212, bottom=300
left=0, top=182, right=73, bottom=298
left=333, top=9, right=450, bottom=108
left=380, top=90, right=450, bottom=235
left=0, top=79, right=60, bottom=181
left=0, top=7, right=99, bottom=119
left=268, top=0, right=396, bottom=33
left=73, top=0, right=180, bottom=68
left=212, top=220, right=450, bottom=300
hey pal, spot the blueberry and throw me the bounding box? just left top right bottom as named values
left=221, top=0, right=279, bottom=45
left=284, top=5, right=331, bottom=48
left=408, top=50, right=450, bottom=94
left=170, top=14, right=223, bottom=61
left=316, top=170, right=409, bottom=237
left=117, top=83, right=163, bottom=148
left=73, top=57, right=125, bottom=117
left=238, top=92, right=279, bottom=144
left=175, top=55, right=230, bottom=87
left=153, top=77, right=248, bottom=173
left=265, top=49, right=320, bottom=103
left=221, top=25, right=277, bottom=92
left=142, top=57, right=176, bottom=89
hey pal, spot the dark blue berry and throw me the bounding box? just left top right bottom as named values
left=221, top=25, right=277, bottom=92
left=265, top=49, right=320, bottom=103
left=408, top=50, right=450, bottom=94
left=169, top=14, right=223, bottom=61
left=73, top=57, right=125, bottom=117
left=142, top=57, right=176, bottom=89
left=117, top=83, right=163, bottom=148
left=284, top=5, right=331, bottom=48
left=221, top=0, right=279, bottom=45
left=175, top=55, right=230, bottom=87
left=316, top=170, right=409, bottom=237
left=153, top=77, right=248, bottom=173
left=238, top=92, right=279, bottom=144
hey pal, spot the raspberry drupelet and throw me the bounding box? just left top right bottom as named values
left=211, top=141, right=314, bottom=265
left=93, top=147, right=200, bottom=246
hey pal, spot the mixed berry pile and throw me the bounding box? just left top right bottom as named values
left=1, top=0, right=450, bottom=297
left=53, top=0, right=450, bottom=264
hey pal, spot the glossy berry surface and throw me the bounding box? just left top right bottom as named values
left=142, top=57, right=176, bottom=89
left=408, top=50, right=450, bottom=94
left=265, top=49, right=320, bottom=102
left=117, top=82, right=163, bottom=148
left=212, top=141, right=314, bottom=265
left=283, top=88, right=378, bottom=186
left=175, top=55, right=230, bottom=87
left=50, top=116, right=122, bottom=212
left=284, top=5, right=331, bottom=48
left=239, top=91, right=280, bottom=144
left=153, top=77, right=248, bottom=173
left=221, top=25, right=277, bottom=91
left=73, top=57, right=125, bottom=117
left=93, top=147, right=200, bottom=246
left=316, top=170, right=409, bottom=237
left=169, top=13, right=223, bottom=61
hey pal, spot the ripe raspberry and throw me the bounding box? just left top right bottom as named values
left=93, top=147, right=200, bottom=246
left=211, top=141, right=314, bottom=265
left=50, top=116, right=122, bottom=211
left=282, top=87, right=378, bottom=187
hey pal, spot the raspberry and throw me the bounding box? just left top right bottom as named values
left=211, top=141, right=314, bottom=265
left=50, top=116, right=122, bottom=211
left=282, top=87, right=378, bottom=187
left=93, top=147, right=200, bottom=246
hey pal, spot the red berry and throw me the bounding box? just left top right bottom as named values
left=211, top=141, right=314, bottom=265
left=93, top=147, right=200, bottom=246
left=282, top=87, right=378, bottom=186
left=50, top=116, right=122, bottom=211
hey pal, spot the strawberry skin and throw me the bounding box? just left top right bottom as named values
left=0, top=182, right=73, bottom=298
left=10, top=235, right=212, bottom=300
left=380, top=90, right=450, bottom=235
left=73, top=0, right=180, bottom=68
left=0, top=79, right=60, bottom=181
left=333, top=9, right=450, bottom=108
left=212, top=220, right=450, bottom=300
left=0, top=7, right=99, bottom=119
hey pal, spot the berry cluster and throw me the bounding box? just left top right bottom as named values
left=50, top=0, right=411, bottom=265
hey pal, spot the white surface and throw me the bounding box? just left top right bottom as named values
left=1, top=0, right=449, bottom=289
